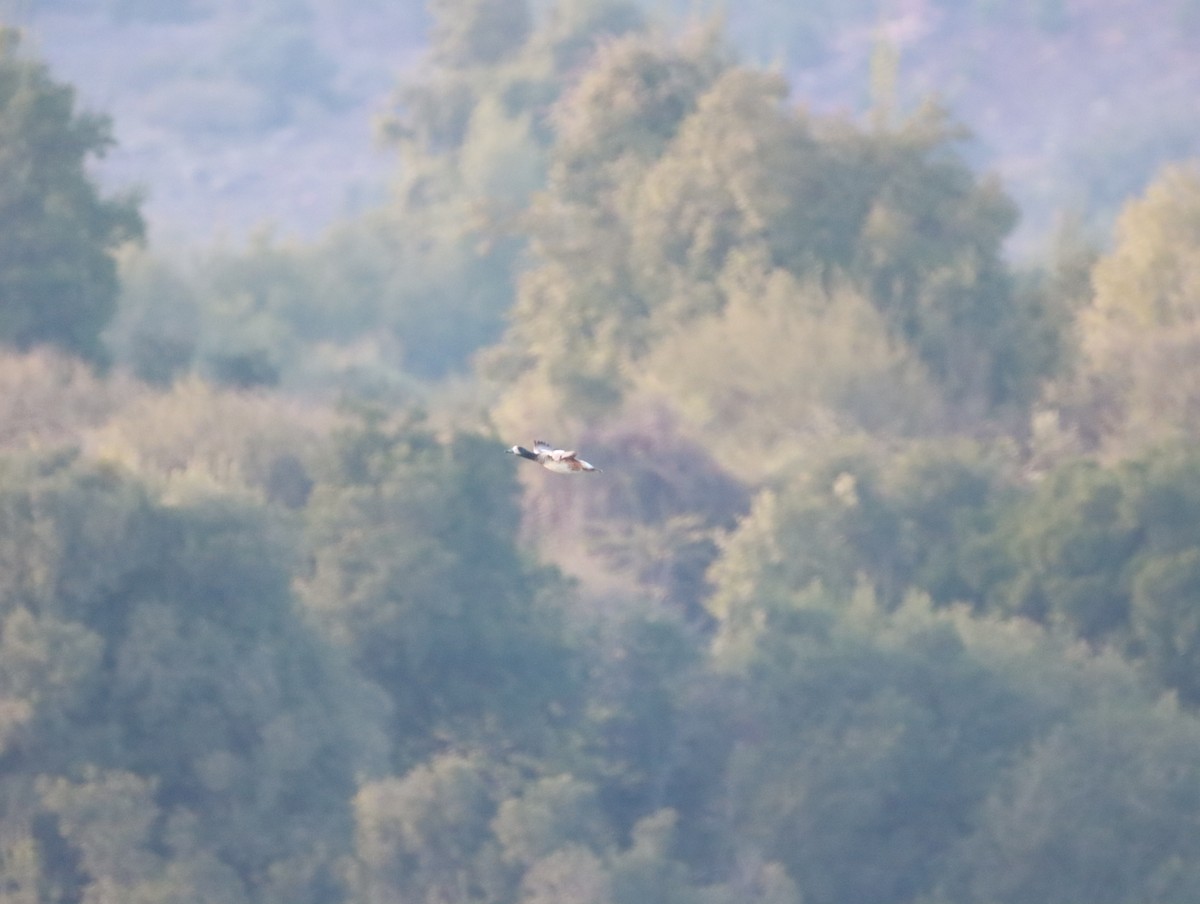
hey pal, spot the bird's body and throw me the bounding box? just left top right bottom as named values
left=507, top=440, right=602, bottom=474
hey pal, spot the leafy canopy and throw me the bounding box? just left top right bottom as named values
left=0, top=28, right=142, bottom=364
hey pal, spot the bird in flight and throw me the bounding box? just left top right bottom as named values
left=507, top=440, right=602, bottom=474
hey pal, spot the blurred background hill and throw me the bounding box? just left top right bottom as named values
left=2, top=0, right=429, bottom=243
left=4, top=0, right=1198, bottom=250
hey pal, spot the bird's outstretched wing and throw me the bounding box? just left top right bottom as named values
left=533, top=440, right=554, bottom=454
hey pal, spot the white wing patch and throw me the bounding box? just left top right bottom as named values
left=520, top=439, right=601, bottom=473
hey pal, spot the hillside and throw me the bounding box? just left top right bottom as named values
left=7, top=0, right=1199, bottom=253
left=7, top=3, right=1200, bottom=902
left=7, top=0, right=429, bottom=243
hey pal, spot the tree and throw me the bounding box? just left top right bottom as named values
left=957, top=442, right=1200, bottom=703
left=939, top=701, right=1200, bottom=903
left=635, top=263, right=946, bottom=477
left=107, top=246, right=200, bottom=386
left=484, top=28, right=730, bottom=425
left=104, top=1, right=654, bottom=393
left=518, top=845, right=613, bottom=904
left=708, top=592, right=1041, bottom=904
left=1131, top=549, right=1200, bottom=704
left=0, top=450, right=387, bottom=903
left=1064, top=162, right=1200, bottom=452
left=39, top=769, right=249, bottom=904
left=0, top=29, right=142, bottom=364
left=626, top=69, right=870, bottom=315
left=570, top=610, right=714, bottom=825
left=706, top=439, right=1011, bottom=643
left=349, top=753, right=500, bottom=904
left=492, top=775, right=610, bottom=868
left=488, top=36, right=1055, bottom=436
left=975, top=460, right=1138, bottom=637
left=298, top=408, right=579, bottom=763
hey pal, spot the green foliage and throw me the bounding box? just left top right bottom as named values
left=79, top=377, right=327, bottom=506
left=637, top=265, right=945, bottom=477
left=977, top=460, right=1138, bottom=634
left=106, top=246, right=201, bottom=386
left=627, top=68, right=864, bottom=300
left=39, top=769, right=249, bottom=904
left=113, top=221, right=511, bottom=390
left=720, top=602, right=1036, bottom=904
left=707, top=440, right=1011, bottom=645
left=1131, top=549, right=1200, bottom=703
left=1064, top=163, right=1200, bottom=452
left=0, top=348, right=135, bottom=449
left=106, top=1, right=654, bottom=391
left=550, top=28, right=728, bottom=202
left=0, top=29, right=143, bottom=364
left=938, top=701, right=1200, bottom=903
left=706, top=580, right=1200, bottom=904
left=706, top=433, right=1200, bottom=708
left=962, top=443, right=1200, bottom=703
left=487, top=29, right=729, bottom=421
left=492, top=43, right=1058, bottom=434
left=298, top=408, right=579, bottom=763
left=10, top=11, right=1200, bottom=904
left=847, top=107, right=1046, bottom=413
left=349, top=753, right=501, bottom=904
left=493, top=773, right=610, bottom=869
left=578, top=610, right=731, bottom=841
left=309, top=199, right=525, bottom=382
left=0, top=450, right=386, bottom=903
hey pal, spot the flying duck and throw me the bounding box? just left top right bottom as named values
left=507, top=440, right=602, bottom=474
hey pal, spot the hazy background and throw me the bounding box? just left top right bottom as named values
left=7, top=0, right=1198, bottom=250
